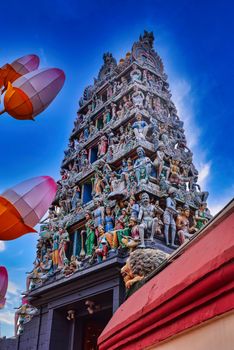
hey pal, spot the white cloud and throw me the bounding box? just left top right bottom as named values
left=197, top=162, right=211, bottom=189
left=0, top=281, right=22, bottom=328
left=170, top=79, right=200, bottom=149
left=7, top=281, right=21, bottom=296
left=169, top=77, right=212, bottom=192
left=169, top=75, right=233, bottom=215
left=208, top=187, right=234, bottom=216
left=0, top=310, right=15, bottom=325
left=0, top=241, right=6, bottom=252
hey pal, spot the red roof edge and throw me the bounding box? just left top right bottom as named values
left=98, top=199, right=234, bottom=350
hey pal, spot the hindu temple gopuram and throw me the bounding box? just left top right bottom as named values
left=2, top=31, right=215, bottom=350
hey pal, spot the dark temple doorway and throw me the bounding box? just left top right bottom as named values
left=76, top=308, right=112, bottom=350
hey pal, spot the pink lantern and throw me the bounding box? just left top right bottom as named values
left=10, top=54, right=40, bottom=77
left=0, top=54, right=40, bottom=90
left=0, top=266, right=8, bottom=309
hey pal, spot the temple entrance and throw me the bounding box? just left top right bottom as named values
left=72, top=307, right=112, bottom=350
left=50, top=290, right=116, bottom=350
left=80, top=309, right=112, bottom=350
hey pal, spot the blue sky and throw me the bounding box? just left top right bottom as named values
left=0, top=0, right=233, bottom=337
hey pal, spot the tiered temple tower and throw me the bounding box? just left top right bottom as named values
left=11, top=31, right=212, bottom=350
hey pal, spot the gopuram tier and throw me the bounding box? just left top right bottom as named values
left=28, top=30, right=212, bottom=292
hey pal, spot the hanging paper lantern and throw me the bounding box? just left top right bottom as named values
left=0, top=54, right=40, bottom=90
left=0, top=266, right=8, bottom=309
left=0, top=176, right=57, bottom=240
left=3, top=68, right=65, bottom=120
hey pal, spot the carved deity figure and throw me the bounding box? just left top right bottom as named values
left=103, top=108, right=111, bottom=125
left=132, top=113, right=149, bottom=140
left=63, top=255, right=80, bottom=277
left=163, top=187, right=178, bottom=248
left=120, top=158, right=129, bottom=182
left=145, top=92, right=153, bottom=109
left=154, top=203, right=164, bottom=236
left=85, top=211, right=95, bottom=257
left=169, top=159, right=181, bottom=184
left=116, top=104, right=125, bottom=120
left=108, top=172, right=126, bottom=200
left=104, top=206, right=115, bottom=232
left=132, top=86, right=144, bottom=108
left=80, top=149, right=89, bottom=169
left=114, top=208, right=130, bottom=247
left=15, top=303, right=38, bottom=335
left=107, top=84, right=113, bottom=99
left=190, top=176, right=209, bottom=203
left=95, top=226, right=109, bottom=263
left=120, top=76, right=128, bottom=90
left=121, top=216, right=140, bottom=251
left=130, top=63, right=142, bottom=82
left=195, top=202, right=208, bottom=230
left=71, top=185, right=81, bottom=210
left=134, top=147, right=152, bottom=185
left=93, top=199, right=105, bottom=233
left=138, top=192, right=158, bottom=247
left=123, top=95, right=133, bottom=112
left=111, top=102, right=117, bottom=121
left=142, top=69, right=148, bottom=86
left=98, top=135, right=108, bottom=158
left=159, top=124, right=170, bottom=148
left=176, top=206, right=197, bottom=244
left=84, top=126, right=89, bottom=141
left=52, top=227, right=61, bottom=271
left=58, top=228, right=70, bottom=269
left=127, top=196, right=140, bottom=219
left=154, top=142, right=170, bottom=179
left=92, top=172, right=105, bottom=196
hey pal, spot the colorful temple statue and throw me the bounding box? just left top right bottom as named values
left=130, top=63, right=142, bottom=82
left=52, top=228, right=61, bottom=271
left=176, top=206, right=198, bottom=244
left=15, top=299, right=38, bottom=335
left=85, top=211, right=96, bottom=257
left=138, top=192, right=159, bottom=247
left=132, top=86, right=145, bottom=108
left=163, top=187, right=178, bottom=248
left=195, top=202, right=209, bottom=230
left=132, top=113, right=149, bottom=140
left=134, top=147, right=152, bottom=185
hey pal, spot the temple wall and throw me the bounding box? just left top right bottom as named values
left=37, top=311, right=49, bottom=350
left=0, top=309, right=49, bottom=350
left=147, top=312, right=234, bottom=350
left=17, top=313, right=41, bottom=350
left=0, top=338, right=18, bottom=350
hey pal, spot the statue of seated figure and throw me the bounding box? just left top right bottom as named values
left=132, top=113, right=149, bottom=140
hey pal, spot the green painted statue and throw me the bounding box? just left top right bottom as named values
left=85, top=211, right=96, bottom=256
